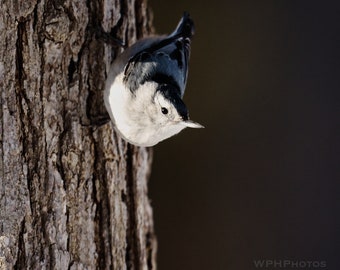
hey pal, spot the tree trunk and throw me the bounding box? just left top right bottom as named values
left=0, top=0, right=156, bottom=269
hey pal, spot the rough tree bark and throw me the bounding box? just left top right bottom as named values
left=0, top=0, right=156, bottom=269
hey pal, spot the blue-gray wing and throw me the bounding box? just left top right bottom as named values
left=123, top=13, right=194, bottom=97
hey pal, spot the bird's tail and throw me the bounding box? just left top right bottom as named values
left=169, top=12, right=195, bottom=39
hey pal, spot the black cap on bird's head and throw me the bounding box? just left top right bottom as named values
left=157, top=83, right=204, bottom=129
left=159, top=84, right=188, bottom=120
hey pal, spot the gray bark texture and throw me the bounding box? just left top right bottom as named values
left=0, top=0, right=156, bottom=269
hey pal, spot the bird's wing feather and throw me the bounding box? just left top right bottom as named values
left=123, top=13, right=194, bottom=97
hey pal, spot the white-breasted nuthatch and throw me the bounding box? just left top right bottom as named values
left=104, top=12, right=203, bottom=147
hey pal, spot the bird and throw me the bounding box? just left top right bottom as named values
left=104, top=12, right=203, bottom=147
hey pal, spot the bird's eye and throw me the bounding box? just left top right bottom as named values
left=161, top=107, right=168, bottom=115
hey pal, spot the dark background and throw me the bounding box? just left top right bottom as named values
left=148, top=1, right=339, bottom=269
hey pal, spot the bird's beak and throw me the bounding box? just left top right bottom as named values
left=182, top=120, right=204, bottom=128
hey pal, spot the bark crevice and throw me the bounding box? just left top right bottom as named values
left=125, top=144, right=140, bottom=269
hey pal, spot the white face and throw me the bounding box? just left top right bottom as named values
left=153, top=91, right=184, bottom=125
left=118, top=81, right=203, bottom=146
left=128, top=81, right=185, bottom=128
